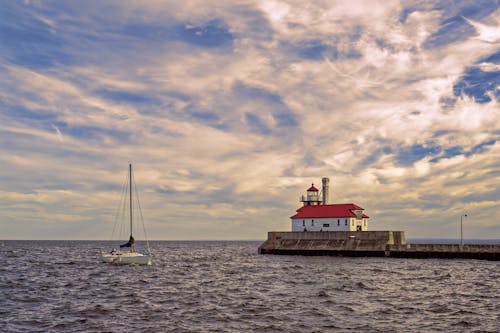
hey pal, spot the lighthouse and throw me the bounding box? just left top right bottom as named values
left=292, top=178, right=369, bottom=232
left=259, top=178, right=497, bottom=260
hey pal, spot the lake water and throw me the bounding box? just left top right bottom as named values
left=1, top=240, right=498, bottom=332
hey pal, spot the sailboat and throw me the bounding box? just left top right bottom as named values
left=101, top=164, right=152, bottom=265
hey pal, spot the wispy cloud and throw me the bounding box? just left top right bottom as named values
left=0, top=0, right=499, bottom=240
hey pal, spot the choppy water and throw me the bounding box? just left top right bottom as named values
left=1, top=240, right=498, bottom=332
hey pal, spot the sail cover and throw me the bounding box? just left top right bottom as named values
left=120, top=235, right=135, bottom=248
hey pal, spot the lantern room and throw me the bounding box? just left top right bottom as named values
left=300, top=183, right=322, bottom=206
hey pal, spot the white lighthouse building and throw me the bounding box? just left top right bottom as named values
left=291, top=178, right=369, bottom=232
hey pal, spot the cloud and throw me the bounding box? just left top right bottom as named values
left=0, top=0, right=499, bottom=240
left=51, top=123, right=64, bottom=142
left=463, top=16, right=500, bottom=43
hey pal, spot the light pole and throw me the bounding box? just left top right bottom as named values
left=460, top=214, right=467, bottom=246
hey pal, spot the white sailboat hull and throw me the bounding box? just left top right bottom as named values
left=101, top=251, right=152, bottom=265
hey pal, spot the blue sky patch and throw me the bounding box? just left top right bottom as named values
left=237, top=8, right=273, bottom=41
left=359, top=146, right=393, bottom=167
left=422, top=0, right=498, bottom=49
left=301, top=152, right=327, bottom=169
left=120, top=18, right=234, bottom=50
left=466, top=139, right=496, bottom=157
left=232, top=81, right=282, bottom=104
left=430, top=139, right=496, bottom=162
left=284, top=39, right=362, bottom=61
left=191, top=111, right=220, bottom=123
left=5, top=105, right=58, bottom=123
left=396, top=143, right=441, bottom=165
left=479, top=49, right=500, bottom=64
left=53, top=122, right=131, bottom=142
left=232, top=82, right=297, bottom=129
left=382, top=146, right=393, bottom=154
left=443, top=146, right=464, bottom=158
left=122, top=23, right=173, bottom=42
left=295, top=41, right=328, bottom=60
left=461, top=186, right=500, bottom=203
left=433, top=130, right=453, bottom=137
left=453, top=67, right=500, bottom=103
left=439, top=97, right=457, bottom=109
left=245, top=113, right=271, bottom=135
left=179, top=102, right=228, bottom=130
left=0, top=3, right=72, bottom=69
left=96, top=89, right=158, bottom=105
left=360, top=149, right=383, bottom=167
left=430, top=146, right=464, bottom=162
left=175, top=19, right=234, bottom=48
left=424, top=16, right=474, bottom=49
left=273, top=112, right=297, bottom=127
left=330, top=47, right=362, bottom=60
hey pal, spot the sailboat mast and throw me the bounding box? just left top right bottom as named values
left=129, top=163, right=133, bottom=237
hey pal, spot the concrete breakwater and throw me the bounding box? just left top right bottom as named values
left=258, top=231, right=500, bottom=261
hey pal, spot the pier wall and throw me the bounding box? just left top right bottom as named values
left=258, top=231, right=499, bottom=260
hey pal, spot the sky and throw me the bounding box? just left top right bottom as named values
left=0, top=0, right=499, bottom=240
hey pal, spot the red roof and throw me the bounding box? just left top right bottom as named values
left=291, top=204, right=369, bottom=219
left=307, top=184, right=319, bottom=191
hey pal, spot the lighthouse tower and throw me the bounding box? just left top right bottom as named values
left=300, top=183, right=322, bottom=206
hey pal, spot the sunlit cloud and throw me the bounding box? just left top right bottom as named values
left=0, top=0, right=499, bottom=240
